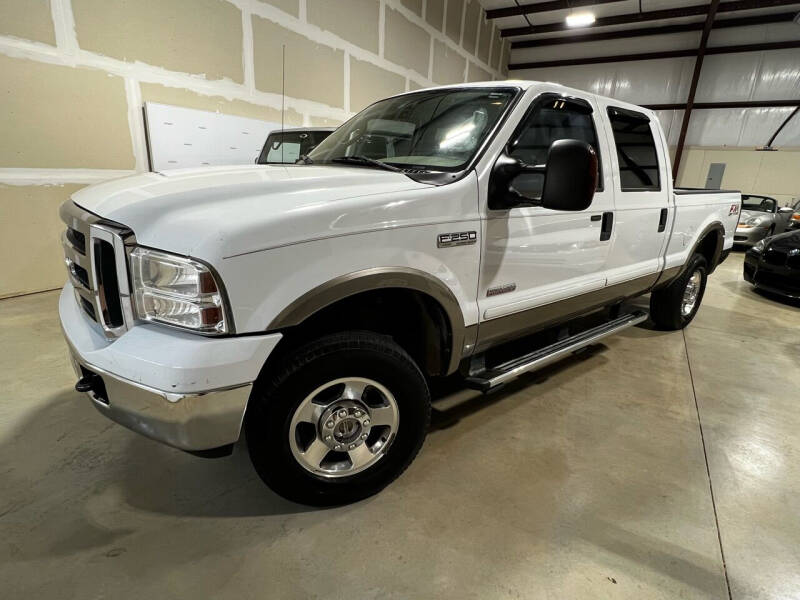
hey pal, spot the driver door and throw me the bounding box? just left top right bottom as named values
left=476, top=92, right=615, bottom=349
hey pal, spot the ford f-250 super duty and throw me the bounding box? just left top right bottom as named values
left=59, top=81, right=741, bottom=505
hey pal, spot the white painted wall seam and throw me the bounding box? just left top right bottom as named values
left=50, top=0, right=79, bottom=57
left=343, top=49, right=351, bottom=114
left=379, top=0, right=386, bottom=58
left=241, top=0, right=256, bottom=93
left=124, top=77, right=149, bottom=172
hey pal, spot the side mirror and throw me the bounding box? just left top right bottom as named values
left=778, top=206, right=794, bottom=214
left=488, top=139, right=598, bottom=211
left=540, top=139, right=598, bottom=211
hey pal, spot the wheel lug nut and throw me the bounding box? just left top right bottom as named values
left=361, top=433, right=368, bottom=440
left=326, top=420, right=334, bottom=428
left=325, top=435, right=332, bottom=441
left=354, top=410, right=362, bottom=417
left=348, top=444, right=355, bottom=450
left=334, top=444, right=342, bottom=450
left=363, top=419, right=370, bottom=426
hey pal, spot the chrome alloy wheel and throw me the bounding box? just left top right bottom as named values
left=288, top=377, right=399, bottom=478
left=681, top=269, right=702, bottom=317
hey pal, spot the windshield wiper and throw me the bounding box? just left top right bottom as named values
left=330, top=155, right=404, bottom=173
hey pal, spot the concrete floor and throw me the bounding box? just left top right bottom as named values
left=2, top=251, right=798, bottom=599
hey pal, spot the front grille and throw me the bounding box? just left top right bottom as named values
left=94, top=239, right=124, bottom=327
left=70, top=261, right=90, bottom=288
left=756, top=271, right=800, bottom=294
left=763, top=249, right=787, bottom=266
left=66, top=227, right=86, bottom=254
left=60, top=201, right=134, bottom=338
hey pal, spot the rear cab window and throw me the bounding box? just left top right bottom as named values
left=607, top=107, right=661, bottom=191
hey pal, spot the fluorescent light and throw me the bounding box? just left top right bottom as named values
left=566, top=12, right=595, bottom=27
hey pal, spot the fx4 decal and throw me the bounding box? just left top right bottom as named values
left=729, top=204, right=739, bottom=216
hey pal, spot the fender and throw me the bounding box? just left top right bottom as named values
left=267, top=267, right=471, bottom=374
left=655, top=221, right=725, bottom=290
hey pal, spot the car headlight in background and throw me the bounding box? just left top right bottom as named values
left=751, top=239, right=766, bottom=253
left=129, top=247, right=229, bottom=334
left=737, top=217, right=767, bottom=229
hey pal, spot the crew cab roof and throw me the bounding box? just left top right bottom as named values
left=386, top=80, right=659, bottom=123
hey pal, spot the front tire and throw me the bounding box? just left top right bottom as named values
left=650, top=253, right=708, bottom=330
left=245, top=332, right=430, bottom=506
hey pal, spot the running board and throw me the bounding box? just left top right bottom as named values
left=464, top=310, right=649, bottom=392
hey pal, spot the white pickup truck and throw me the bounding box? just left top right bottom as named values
left=59, top=81, right=740, bottom=505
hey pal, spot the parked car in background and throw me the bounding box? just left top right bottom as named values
left=256, top=127, right=335, bottom=164
left=787, top=198, right=800, bottom=230
left=744, top=229, right=800, bottom=299
left=734, top=194, right=793, bottom=246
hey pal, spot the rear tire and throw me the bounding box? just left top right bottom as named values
left=245, top=331, right=430, bottom=506
left=650, top=253, right=708, bottom=330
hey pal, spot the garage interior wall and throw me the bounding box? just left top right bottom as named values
left=510, top=21, right=800, bottom=204
left=0, top=0, right=510, bottom=299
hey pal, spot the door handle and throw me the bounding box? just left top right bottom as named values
left=600, top=212, right=613, bottom=241
left=590, top=214, right=602, bottom=221
left=658, top=208, right=668, bottom=232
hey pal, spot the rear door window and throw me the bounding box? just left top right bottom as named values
left=607, top=107, right=660, bottom=191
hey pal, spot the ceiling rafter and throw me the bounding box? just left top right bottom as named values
left=508, top=40, right=800, bottom=70
left=486, top=0, right=625, bottom=20
left=672, top=0, right=720, bottom=178
left=509, top=12, right=796, bottom=49
left=499, top=0, right=800, bottom=38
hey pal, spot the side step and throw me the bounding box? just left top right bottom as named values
left=464, top=310, right=649, bottom=392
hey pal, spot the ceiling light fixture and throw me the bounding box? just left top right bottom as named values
left=566, top=12, right=596, bottom=27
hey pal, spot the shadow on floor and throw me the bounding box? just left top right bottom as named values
left=0, top=334, right=621, bottom=538
left=576, top=516, right=728, bottom=596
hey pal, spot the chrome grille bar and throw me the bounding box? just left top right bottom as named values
left=60, top=200, right=135, bottom=339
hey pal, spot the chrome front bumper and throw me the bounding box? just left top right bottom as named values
left=68, top=352, right=252, bottom=451
left=60, top=283, right=282, bottom=451
left=733, top=226, right=769, bottom=246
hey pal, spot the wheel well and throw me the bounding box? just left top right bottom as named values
left=265, top=289, right=453, bottom=378
left=695, top=228, right=723, bottom=273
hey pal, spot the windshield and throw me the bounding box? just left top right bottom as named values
left=308, top=88, right=517, bottom=172
left=742, top=195, right=776, bottom=213
left=257, top=130, right=332, bottom=164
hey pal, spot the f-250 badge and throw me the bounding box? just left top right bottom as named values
left=729, top=204, right=739, bottom=216
left=437, top=231, right=477, bottom=248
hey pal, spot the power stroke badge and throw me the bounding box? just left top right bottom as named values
left=437, top=231, right=477, bottom=248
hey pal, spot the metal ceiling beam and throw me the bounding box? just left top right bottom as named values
left=643, top=100, right=800, bottom=110
left=510, top=12, right=795, bottom=49
left=508, top=40, right=800, bottom=70
left=500, top=0, right=799, bottom=37
left=765, top=106, right=800, bottom=147
left=486, top=0, right=625, bottom=20
left=672, top=0, right=720, bottom=180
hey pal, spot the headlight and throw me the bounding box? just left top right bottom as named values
left=129, top=247, right=229, bottom=334
left=751, top=239, right=766, bottom=253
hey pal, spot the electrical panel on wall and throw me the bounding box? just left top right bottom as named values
left=144, top=102, right=282, bottom=171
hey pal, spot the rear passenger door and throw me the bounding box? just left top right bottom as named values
left=599, top=105, right=671, bottom=285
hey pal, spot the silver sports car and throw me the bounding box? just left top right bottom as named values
left=734, top=194, right=794, bottom=246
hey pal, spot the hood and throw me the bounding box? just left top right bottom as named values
left=71, top=164, right=430, bottom=258
left=766, top=229, right=800, bottom=251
